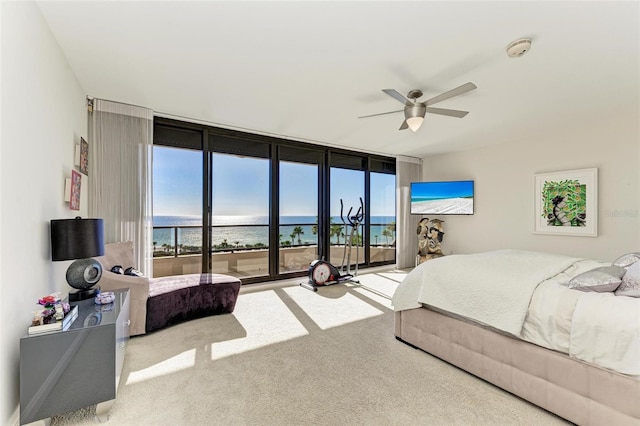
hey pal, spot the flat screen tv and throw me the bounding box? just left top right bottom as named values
left=410, top=180, right=474, bottom=215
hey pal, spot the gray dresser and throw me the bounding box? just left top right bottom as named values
left=20, top=289, right=130, bottom=425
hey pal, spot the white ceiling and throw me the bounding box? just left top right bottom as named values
left=37, top=1, right=639, bottom=158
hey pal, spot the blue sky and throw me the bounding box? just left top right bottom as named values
left=153, top=147, right=202, bottom=216
left=411, top=180, right=474, bottom=200
left=153, top=146, right=395, bottom=217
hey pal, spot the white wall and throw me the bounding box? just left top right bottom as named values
left=1, top=2, right=87, bottom=423
left=422, top=107, right=640, bottom=261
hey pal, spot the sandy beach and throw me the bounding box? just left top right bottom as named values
left=412, top=198, right=473, bottom=214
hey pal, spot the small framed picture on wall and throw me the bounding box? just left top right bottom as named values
left=70, top=169, right=81, bottom=211
left=79, top=137, right=89, bottom=175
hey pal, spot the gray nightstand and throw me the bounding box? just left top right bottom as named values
left=20, top=289, right=130, bottom=425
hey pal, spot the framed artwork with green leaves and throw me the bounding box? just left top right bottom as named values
left=534, top=168, right=598, bottom=236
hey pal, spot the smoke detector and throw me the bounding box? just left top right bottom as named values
left=506, top=38, right=532, bottom=58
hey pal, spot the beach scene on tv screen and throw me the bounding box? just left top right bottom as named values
left=411, top=181, right=474, bottom=214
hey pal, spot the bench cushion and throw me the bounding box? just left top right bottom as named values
left=145, top=273, right=241, bottom=333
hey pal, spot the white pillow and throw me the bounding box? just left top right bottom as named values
left=568, top=266, right=626, bottom=293
left=612, top=252, right=640, bottom=269
left=615, top=261, right=640, bottom=297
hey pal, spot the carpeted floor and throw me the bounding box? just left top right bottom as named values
left=51, top=269, right=568, bottom=425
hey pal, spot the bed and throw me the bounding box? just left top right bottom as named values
left=392, top=249, right=640, bottom=425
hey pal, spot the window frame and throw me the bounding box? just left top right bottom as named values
left=153, top=117, right=396, bottom=284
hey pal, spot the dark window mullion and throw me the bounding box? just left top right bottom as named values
left=321, top=151, right=331, bottom=262
left=365, top=158, right=371, bottom=266
left=202, top=129, right=210, bottom=273
left=270, top=144, right=280, bottom=277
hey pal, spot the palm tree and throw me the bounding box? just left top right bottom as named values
left=385, top=221, right=396, bottom=245
left=293, top=226, right=304, bottom=245
left=234, top=241, right=240, bottom=249
left=311, top=216, right=318, bottom=236
left=289, top=232, right=296, bottom=245
left=386, top=221, right=396, bottom=236
left=382, top=228, right=393, bottom=246
left=153, top=241, right=157, bottom=253
left=330, top=224, right=344, bottom=245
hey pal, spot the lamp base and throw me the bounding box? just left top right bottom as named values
left=68, top=286, right=100, bottom=302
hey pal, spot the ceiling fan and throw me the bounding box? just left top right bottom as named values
left=358, top=82, right=477, bottom=132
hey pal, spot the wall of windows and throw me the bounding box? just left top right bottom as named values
left=152, top=118, right=395, bottom=283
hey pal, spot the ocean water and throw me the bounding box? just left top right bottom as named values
left=153, top=215, right=396, bottom=249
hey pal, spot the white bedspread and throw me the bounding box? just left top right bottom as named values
left=523, top=260, right=640, bottom=376
left=571, top=291, right=640, bottom=375
left=393, top=250, right=640, bottom=376
left=522, top=259, right=604, bottom=353
left=392, top=249, right=581, bottom=335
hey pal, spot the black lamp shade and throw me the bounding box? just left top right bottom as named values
left=51, top=218, right=105, bottom=261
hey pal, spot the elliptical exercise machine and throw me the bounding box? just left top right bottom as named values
left=301, top=198, right=364, bottom=292
left=339, top=197, right=364, bottom=283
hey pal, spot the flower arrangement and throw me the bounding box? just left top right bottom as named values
left=32, top=293, right=70, bottom=326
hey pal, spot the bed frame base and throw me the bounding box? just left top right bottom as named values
left=395, top=308, right=640, bottom=426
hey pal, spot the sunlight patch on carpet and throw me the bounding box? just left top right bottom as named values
left=126, top=349, right=196, bottom=385
left=209, top=290, right=308, bottom=360
left=376, top=270, right=409, bottom=283
left=283, top=286, right=383, bottom=330
left=349, top=272, right=403, bottom=309
left=352, top=286, right=393, bottom=309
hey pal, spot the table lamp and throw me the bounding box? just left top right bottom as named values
left=51, top=217, right=105, bottom=301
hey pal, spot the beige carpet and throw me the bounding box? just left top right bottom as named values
left=52, top=269, right=568, bottom=426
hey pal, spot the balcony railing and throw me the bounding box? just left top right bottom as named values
left=152, top=223, right=396, bottom=278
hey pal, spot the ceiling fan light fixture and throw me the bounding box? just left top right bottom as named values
left=359, top=82, right=476, bottom=131
left=406, top=116, right=424, bottom=132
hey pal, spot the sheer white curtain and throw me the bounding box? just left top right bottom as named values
left=88, top=99, right=153, bottom=277
left=396, top=155, right=422, bottom=268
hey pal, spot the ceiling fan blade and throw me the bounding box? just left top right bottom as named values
left=358, top=109, right=404, bottom=119
left=382, top=89, right=411, bottom=105
left=425, top=107, right=469, bottom=118
left=425, top=82, right=477, bottom=106
left=399, top=120, right=409, bottom=130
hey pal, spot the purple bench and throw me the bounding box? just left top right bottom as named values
left=145, top=273, right=241, bottom=333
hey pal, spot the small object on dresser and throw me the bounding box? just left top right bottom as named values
left=54, top=303, right=65, bottom=321
left=95, top=291, right=115, bottom=305
left=28, top=305, right=78, bottom=335
left=28, top=322, right=62, bottom=335
left=41, top=308, right=56, bottom=324
left=31, top=310, right=43, bottom=327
